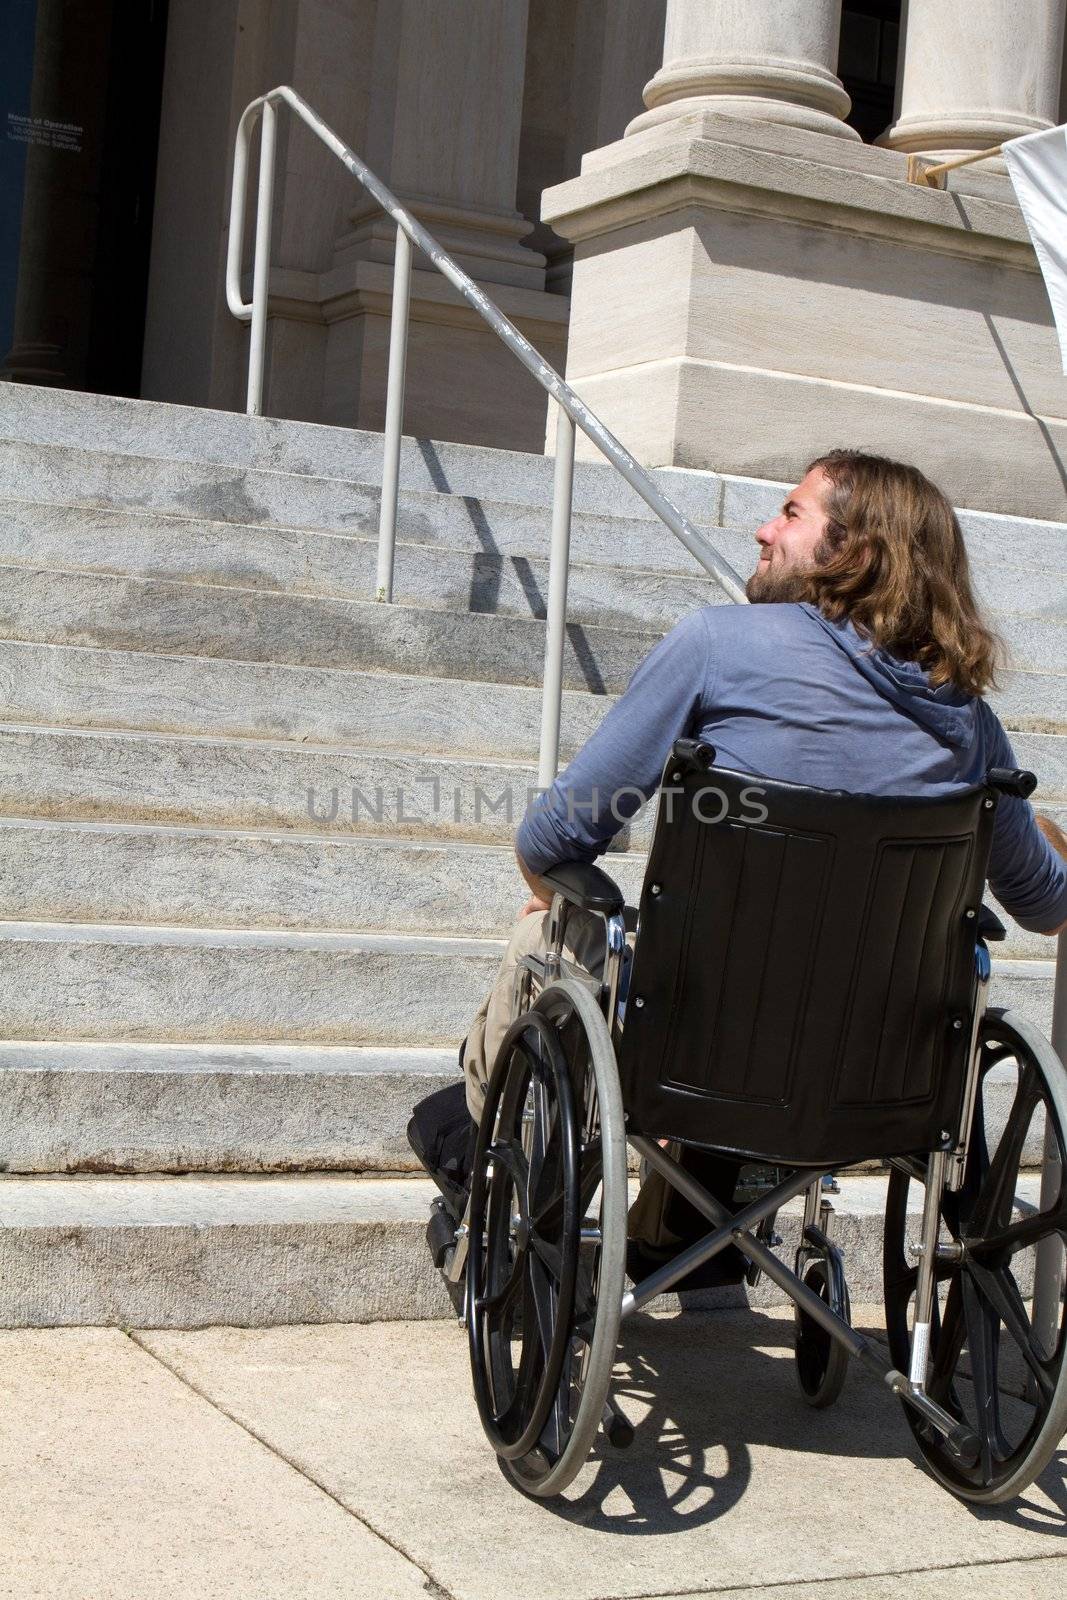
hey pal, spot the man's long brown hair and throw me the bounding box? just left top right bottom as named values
left=799, top=450, right=1003, bottom=697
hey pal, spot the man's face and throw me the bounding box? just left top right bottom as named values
left=746, top=467, right=833, bottom=603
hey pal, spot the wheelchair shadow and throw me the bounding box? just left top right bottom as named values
left=545, top=1309, right=1067, bottom=1537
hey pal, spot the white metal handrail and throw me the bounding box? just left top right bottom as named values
left=225, top=85, right=746, bottom=789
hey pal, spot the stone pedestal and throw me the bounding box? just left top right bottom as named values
left=881, top=0, right=1067, bottom=167
left=542, top=113, right=1067, bottom=519
left=628, top=0, right=859, bottom=142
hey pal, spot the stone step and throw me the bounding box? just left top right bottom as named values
left=1, top=815, right=1056, bottom=958
left=0, top=1041, right=458, bottom=1175
left=6, top=386, right=1067, bottom=565
left=1, top=564, right=1063, bottom=730
left=0, top=1037, right=1046, bottom=1179
left=1, top=496, right=1060, bottom=629
left=0, top=440, right=728, bottom=579
left=0, top=1170, right=1039, bottom=1328
left=0, top=914, right=1053, bottom=1050
left=0, top=723, right=558, bottom=844
left=0, top=818, right=645, bottom=938
left=0, top=382, right=725, bottom=523
left=2, top=641, right=1065, bottom=771
left=0, top=640, right=607, bottom=761
left=0, top=920, right=503, bottom=1045
left=0, top=564, right=654, bottom=694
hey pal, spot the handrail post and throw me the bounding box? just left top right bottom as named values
left=246, top=98, right=277, bottom=416
left=538, top=405, right=576, bottom=790
left=376, top=225, right=413, bottom=602
left=1032, top=933, right=1067, bottom=1361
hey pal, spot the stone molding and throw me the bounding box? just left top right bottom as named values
left=543, top=118, right=1034, bottom=271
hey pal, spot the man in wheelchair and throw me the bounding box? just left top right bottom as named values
left=408, top=450, right=1067, bottom=1502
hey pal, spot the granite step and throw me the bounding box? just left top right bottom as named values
left=0, top=440, right=727, bottom=575
left=0, top=640, right=606, bottom=760
left=0, top=723, right=561, bottom=844
left=4, top=385, right=1067, bottom=561
left=0, top=920, right=503, bottom=1045
left=0, top=565, right=656, bottom=693
left=0, top=818, right=645, bottom=938
left=0, top=1041, right=458, bottom=1175
left=0, top=490, right=746, bottom=595
left=1, top=641, right=1065, bottom=767
left=0, top=918, right=1052, bottom=1047
left=0, top=1170, right=1041, bottom=1328
left=0, top=382, right=726, bottom=523
left=1, top=816, right=1058, bottom=959
left=0, top=495, right=1059, bottom=628
left=0, top=565, right=1063, bottom=728
left=0, top=1037, right=1048, bottom=1180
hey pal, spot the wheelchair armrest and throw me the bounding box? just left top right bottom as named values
left=977, top=904, right=1007, bottom=943
left=539, top=861, right=625, bottom=917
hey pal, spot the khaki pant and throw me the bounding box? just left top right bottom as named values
left=461, top=906, right=670, bottom=1246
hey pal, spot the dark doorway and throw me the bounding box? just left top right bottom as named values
left=0, top=0, right=169, bottom=397
left=838, top=0, right=902, bottom=145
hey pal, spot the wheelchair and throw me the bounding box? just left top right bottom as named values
left=434, top=741, right=1067, bottom=1503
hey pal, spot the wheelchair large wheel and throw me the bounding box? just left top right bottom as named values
left=884, top=1008, right=1067, bottom=1503
left=466, top=977, right=628, bottom=1497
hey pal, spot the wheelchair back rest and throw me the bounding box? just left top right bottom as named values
left=616, top=742, right=1002, bottom=1169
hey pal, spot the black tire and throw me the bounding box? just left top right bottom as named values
left=794, top=1256, right=851, bottom=1408
left=466, top=978, right=627, bottom=1497
left=883, top=1008, right=1067, bottom=1503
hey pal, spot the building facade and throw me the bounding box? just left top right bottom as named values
left=3, top=0, right=1067, bottom=516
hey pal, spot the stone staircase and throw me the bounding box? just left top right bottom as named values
left=0, top=383, right=1063, bottom=1327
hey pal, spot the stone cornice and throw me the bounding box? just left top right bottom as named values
left=542, top=124, right=1035, bottom=270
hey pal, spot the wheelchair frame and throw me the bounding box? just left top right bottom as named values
left=446, top=748, right=1067, bottom=1502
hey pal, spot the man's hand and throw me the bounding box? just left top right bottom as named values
left=1037, top=813, right=1067, bottom=861
left=1035, top=814, right=1067, bottom=936
left=515, top=848, right=557, bottom=913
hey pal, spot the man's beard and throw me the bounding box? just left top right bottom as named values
left=745, top=538, right=830, bottom=604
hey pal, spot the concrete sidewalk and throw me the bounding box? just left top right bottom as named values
left=2, top=1306, right=1066, bottom=1600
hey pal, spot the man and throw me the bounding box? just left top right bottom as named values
left=409, top=451, right=1067, bottom=1237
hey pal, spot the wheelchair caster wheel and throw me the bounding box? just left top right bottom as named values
left=794, top=1257, right=850, bottom=1408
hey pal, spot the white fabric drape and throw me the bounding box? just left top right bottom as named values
left=1004, top=123, right=1067, bottom=375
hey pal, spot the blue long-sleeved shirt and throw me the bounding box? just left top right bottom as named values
left=515, top=602, right=1067, bottom=934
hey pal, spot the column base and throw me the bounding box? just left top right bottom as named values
left=257, top=260, right=570, bottom=453
left=628, top=56, right=859, bottom=142
left=565, top=357, right=1067, bottom=523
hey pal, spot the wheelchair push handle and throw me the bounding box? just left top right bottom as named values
left=987, top=767, right=1038, bottom=799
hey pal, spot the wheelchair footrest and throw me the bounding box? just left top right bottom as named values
left=426, top=1203, right=458, bottom=1271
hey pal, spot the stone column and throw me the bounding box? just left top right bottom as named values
left=335, top=0, right=544, bottom=291
left=627, top=0, right=859, bottom=142
left=321, top=0, right=569, bottom=450
left=882, top=0, right=1067, bottom=164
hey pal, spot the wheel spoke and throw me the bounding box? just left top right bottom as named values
left=532, top=1138, right=602, bottom=1238
left=968, top=1261, right=1057, bottom=1402
left=961, top=1272, right=1013, bottom=1471
left=970, top=1063, right=1041, bottom=1237
left=476, top=1249, right=526, bottom=1316
left=973, top=1208, right=1067, bottom=1260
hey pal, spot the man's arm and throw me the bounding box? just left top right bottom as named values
left=514, top=608, right=715, bottom=882
left=982, top=705, right=1067, bottom=935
